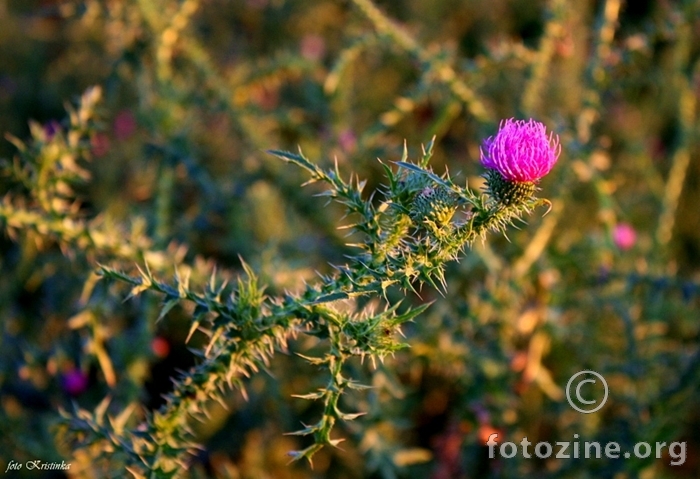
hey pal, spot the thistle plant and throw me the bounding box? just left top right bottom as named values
left=56, top=120, right=560, bottom=477
left=4, top=2, right=700, bottom=477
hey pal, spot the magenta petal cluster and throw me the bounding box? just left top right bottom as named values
left=481, top=118, right=561, bottom=183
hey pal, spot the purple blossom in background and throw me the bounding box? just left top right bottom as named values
left=62, top=368, right=88, bottom=396
left=613, top=223, right=637, bottom=250
left=481, top=118, right=561, bottom=183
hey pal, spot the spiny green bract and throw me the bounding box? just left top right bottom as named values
left=484, top=169, right=537, bottom=206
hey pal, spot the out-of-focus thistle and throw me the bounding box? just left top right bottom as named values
left=481, top=118, right=560, bottom=206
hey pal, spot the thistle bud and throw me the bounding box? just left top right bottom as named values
left=411, top=186, right=457, bottom=225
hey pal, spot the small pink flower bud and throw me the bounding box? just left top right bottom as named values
left=613, top=223, right=636, bottom=250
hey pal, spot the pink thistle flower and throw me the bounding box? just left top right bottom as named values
left=613, top=223, right=636, bottom=250
left=481, top=118, right=561, bottom=183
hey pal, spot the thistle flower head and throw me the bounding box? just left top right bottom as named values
left=481, top=118, right=560, bottom=183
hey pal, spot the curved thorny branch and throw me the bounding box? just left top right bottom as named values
left=61, top=130, right=558, bottom=476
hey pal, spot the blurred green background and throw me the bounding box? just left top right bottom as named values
left=1, top=0, right=699, bottom=477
